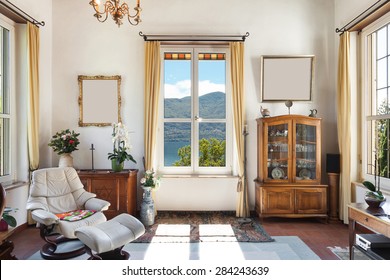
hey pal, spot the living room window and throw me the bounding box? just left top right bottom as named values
left=158, top=46, right=232, bottom=175
left=0, top=22, right=11, bottom=183
left=361, top=13, right=390, bottom=192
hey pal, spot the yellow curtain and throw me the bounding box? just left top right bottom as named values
left=144, top=41, right=161, bottom=213
left=337, top=32, right=351, bottom=223
left=230, top=42, right=249, bottom=218
left=27, top=23, right=40, bottom=172
left=143, top=41, right=161, bottom=170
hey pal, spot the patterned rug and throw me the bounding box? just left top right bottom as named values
left=328, top=246, right=370, bottom=260
left=134, top=211, right=274, bottom=243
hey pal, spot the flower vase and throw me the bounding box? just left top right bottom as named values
left=140, top=186, right=155, bottom=226
left=59, top=153, right=73, bottom=168
left=0, top=219, right=8, bottom=232
left=364, top=194, right=386, bottom=208
left=111, top=159, right=124, bottom=172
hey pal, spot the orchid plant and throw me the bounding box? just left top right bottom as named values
left=362, top=152, right=385, bottom=201
left=107, top=122, right=136, bottom=164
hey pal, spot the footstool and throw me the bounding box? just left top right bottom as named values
left=75, top=213, right=145, bottom=260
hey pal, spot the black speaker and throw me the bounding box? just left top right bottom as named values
left=326, top=153, right=340, bottom=173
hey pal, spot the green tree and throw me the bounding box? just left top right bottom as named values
left=174, top=145, right=191, bottom=166
left=173, top=138, right=226, bottom=167
left=376, top=101, right=389, bottom=178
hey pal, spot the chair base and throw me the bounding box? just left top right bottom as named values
left=85, top=245, right=130, bottom=260
left=40, top=239, right=86, bottom=260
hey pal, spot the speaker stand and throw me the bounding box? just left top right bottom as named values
left=328, top=173, right=341, bottom=222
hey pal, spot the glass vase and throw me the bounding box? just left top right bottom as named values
left=111, top=159, right=124, bottom=172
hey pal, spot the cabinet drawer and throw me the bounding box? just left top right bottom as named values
left=349, top=209, right=388, bottom=234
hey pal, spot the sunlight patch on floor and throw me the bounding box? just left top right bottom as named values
left=143, top=224, right=245, bottom=260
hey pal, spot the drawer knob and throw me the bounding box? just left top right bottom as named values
left=365, top=217, right=369, bottom=222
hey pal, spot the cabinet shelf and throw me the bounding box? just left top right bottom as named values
left=256, top=115, right=327, bottom=220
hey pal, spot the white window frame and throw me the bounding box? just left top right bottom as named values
left=361, top=12, right=390, bottom=193
left=158, top=45, right=233, bottom=175
left=0, top=16, right=15, bottom=184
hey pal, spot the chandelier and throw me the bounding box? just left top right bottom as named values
left=89, top=0, right=141, bottom=27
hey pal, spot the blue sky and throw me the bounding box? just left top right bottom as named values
left=164, top=60, right=226, bottom=99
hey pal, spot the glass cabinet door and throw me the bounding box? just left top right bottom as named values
left=266, top=122, right=289, bottom=181
left=295, top=123, right=317, bottom=181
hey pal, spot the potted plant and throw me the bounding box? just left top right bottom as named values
left=362, top=153, right=386, bottom=208
left=48, top=129, right=80, bottom=167
left=108, top=122, right=136, bottom=172
left=0, top=207, right=17, bottom=231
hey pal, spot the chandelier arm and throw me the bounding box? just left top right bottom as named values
left=90, top=0, right=141, bottom=27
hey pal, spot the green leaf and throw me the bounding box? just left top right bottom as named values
left=362, top=181, right=376, bottom=192
left=2, top=215, right=17, bottom=227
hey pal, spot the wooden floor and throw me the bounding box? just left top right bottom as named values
left=7, top=217, right=349, bottom=260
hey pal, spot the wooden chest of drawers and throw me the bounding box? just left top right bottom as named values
left=78, top=169, right=138, bottom=219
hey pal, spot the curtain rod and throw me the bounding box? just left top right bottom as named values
left=335, top=0, right=389, bottom=34
left=0, top=0, right=45, bottom=27
left=139, top=32, right=250, bottom=42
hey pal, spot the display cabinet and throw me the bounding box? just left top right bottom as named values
left=255, top=115, right=328, bottom=220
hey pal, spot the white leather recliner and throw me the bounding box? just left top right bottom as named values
left=26, top=167, right=110, bottom=259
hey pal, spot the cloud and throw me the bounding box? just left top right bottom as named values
left=164, top=80, right=225, bottom=99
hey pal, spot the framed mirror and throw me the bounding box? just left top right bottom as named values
left=78, top=75, right=122, bottom=127
left=261, top=55, right=315, bottom=102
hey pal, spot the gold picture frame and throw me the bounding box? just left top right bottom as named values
left=78, top=75, right=122, bottom=127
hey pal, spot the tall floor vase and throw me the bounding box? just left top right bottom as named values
left=140, top=186, right=155, bottom=226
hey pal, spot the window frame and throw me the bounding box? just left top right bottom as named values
left=361, top=12, right=390, bottom=193
left=158, top=45, right=233, bottom=175
left=0, top=16, right=15, bottom=184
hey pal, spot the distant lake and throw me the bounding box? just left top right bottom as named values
left=164, top=141, right=189, bottom=166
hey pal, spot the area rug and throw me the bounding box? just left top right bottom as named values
left=133, top=211, right=274, bottom=243
left=328, top=246, right=370, bottom=260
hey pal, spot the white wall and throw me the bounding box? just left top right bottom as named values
left=46, top=0, right=338, bottom=211
left=4, top=0, right=340, bottom=212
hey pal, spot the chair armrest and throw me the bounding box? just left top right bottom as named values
left=31, top=209, right=59, bottom=226
left=85, top=197, right=110, bottom=211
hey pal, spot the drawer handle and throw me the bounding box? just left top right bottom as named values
left=365, top=218, right=369, bottom=222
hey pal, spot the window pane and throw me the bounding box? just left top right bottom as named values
left=164, top=58, right=191, bottom=118
left=377, top=57, right=387, bottom=89
left=377, top=88, right=388, bottom=114
left=0, top=27, right=10, bottom=115
left=199, top=122, right=226, bottom=167
left=368, top=119, right=390, bottom=179
left=198, top=58, right=226, bottom=119
left=164, top=122, right=191, bottom=166
left=377, top=26, right=387, bottom=59
left=0, top=118, right=10, bottom=176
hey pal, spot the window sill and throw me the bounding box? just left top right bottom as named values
left=1, top=180, right=28, bottom=191
left=161, top=174, right=238, bottom=179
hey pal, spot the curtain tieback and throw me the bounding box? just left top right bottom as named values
left=237, top=176, right=244, bottom=192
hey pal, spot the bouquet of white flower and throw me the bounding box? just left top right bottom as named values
left=140, top=170, right=160, bottom=189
